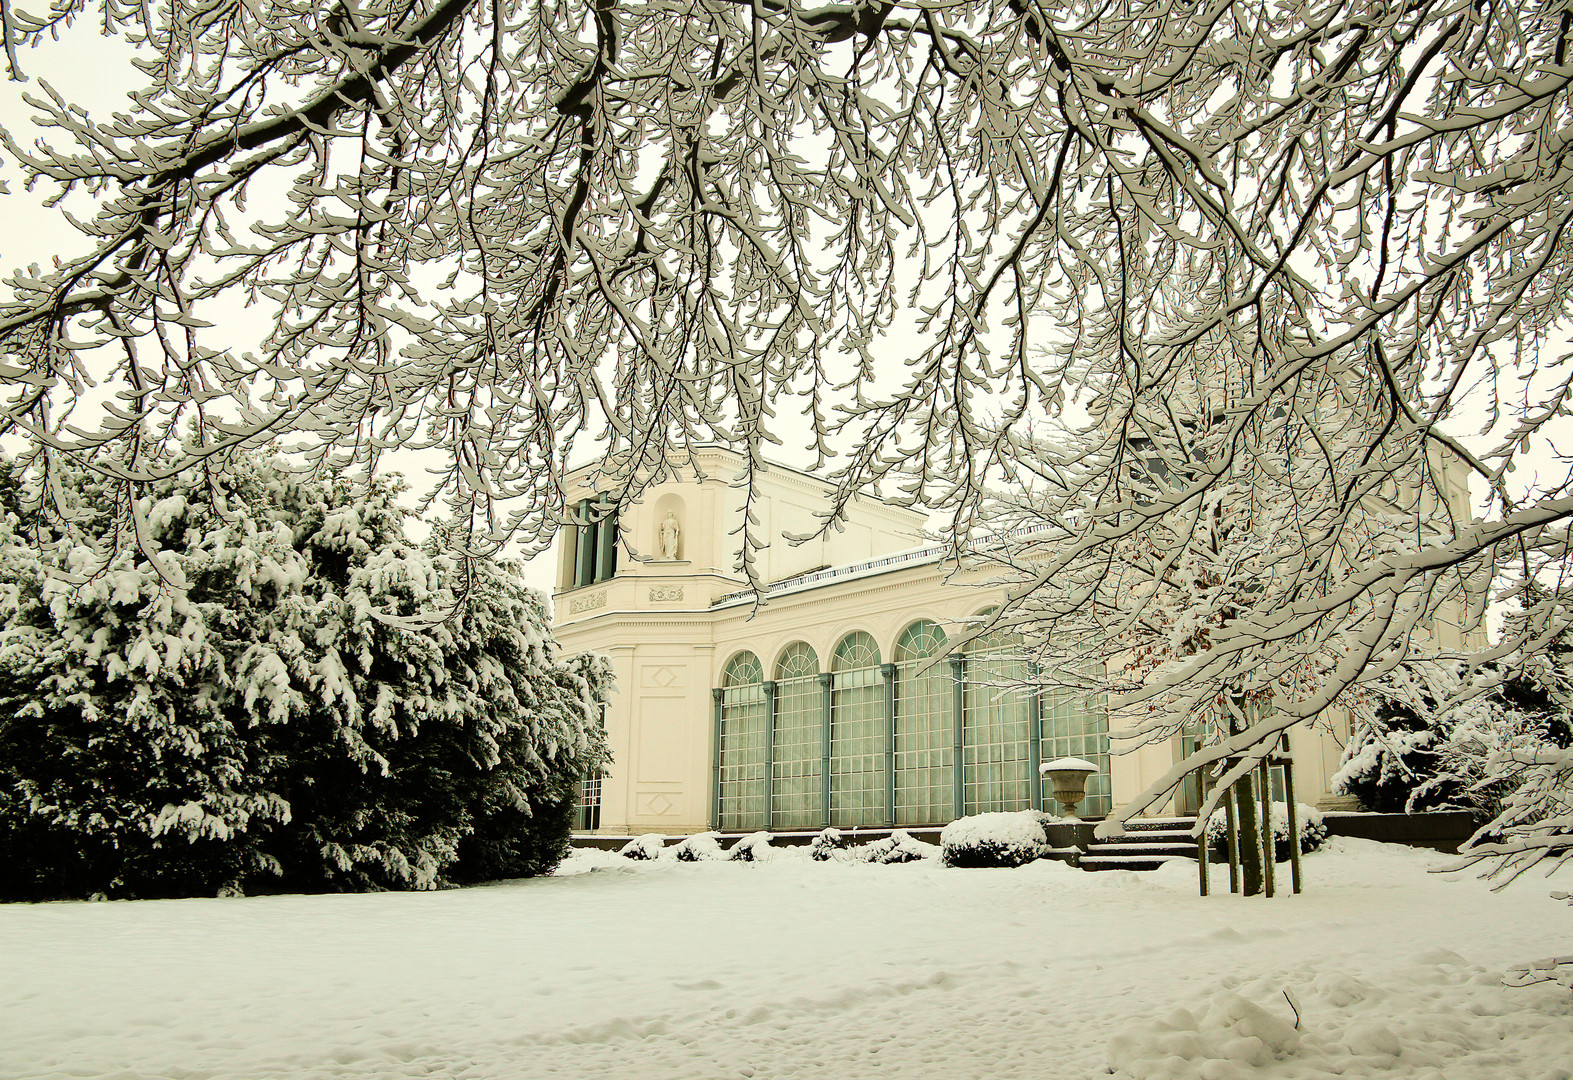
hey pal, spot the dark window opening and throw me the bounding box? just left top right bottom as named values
left=572, top=494, right=619, bottom=588
left=575, top=774, right=603, bottom=831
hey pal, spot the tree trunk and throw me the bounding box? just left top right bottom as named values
left=1233, top=770, right=1264, bottom=895
left=1228, top=693, right=1265, bottom=896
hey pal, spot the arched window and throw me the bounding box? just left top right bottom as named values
left=962, top=621, right=1033, bottom=814
left=893, top=620, right=953, bottom=825
left=718, top=652, right=768, bottom=830
left=830, top=631, right=883, bottom=826
left=771, top=643, right=822, bottom=827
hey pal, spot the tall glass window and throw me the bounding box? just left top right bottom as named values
left=830, top=631, right=884, bottom=826
left=771, top=643, right=822, bottom=828
left=1042, top=658, right=1112, bottom=817
left=893, top=620, right=953, bottom=825
left=962, top=623, right=1034, bottom=813
left=718, top=652, right=768, bottom=830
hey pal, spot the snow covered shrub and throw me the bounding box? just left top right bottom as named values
left=672, top=832, right=724, bottom=862
left=726, top=831, right=773, bottom=861
left=1204, top=802, right=1326, bottom=862
left=1333, top=695, right=1456, bottom=814
left=1335, top=659, right=1573, bottom=819
left=0, top=455, right=609, bottom=900
left=861, top=830, right=939, bottom=864
left=809, top=827, right=847, bottom=861
left=619, top=834, right=667, bottom=860
left=940, top=811, right=1049, bottom=868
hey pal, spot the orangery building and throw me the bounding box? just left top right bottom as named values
left=551, top=446, right=1481, bottom=837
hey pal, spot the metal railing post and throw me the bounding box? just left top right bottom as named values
left=1225, top=772, right=1240, bottom=894
left=1198, top=767, right=1211, bottom=897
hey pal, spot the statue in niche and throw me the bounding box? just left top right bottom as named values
left=658, top=511, right=681, bottom=560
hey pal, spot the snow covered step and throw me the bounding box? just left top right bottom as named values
left=1082, top=855, right=1189, bottom=867
left=1087, top=840, right=1198, bottom=855
left=1080, top=853, right=1192, bottom=871
left=1102, top=829, right=1195, bottom=844
left=1081, top=816, right=1200, bottom=871
left=1117, top=817, right=1198, bottom=833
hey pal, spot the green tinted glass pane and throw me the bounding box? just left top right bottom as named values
left=830, top=632, right=884, bottom=825
left=719, top=653, right=768, bottom=829
left=963, top=626, right=1033, bottom=814
left=772, top=661, right=823, bottom=828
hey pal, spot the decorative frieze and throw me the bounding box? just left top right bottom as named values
left=648, top=584, right=684, bottom=602
left=568, top=589, right=607, bottom=614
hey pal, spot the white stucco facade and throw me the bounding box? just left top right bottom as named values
left=552, top=446, right=1484, bottom=836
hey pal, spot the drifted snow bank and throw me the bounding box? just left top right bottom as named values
left=1108, top=964, right=1572, bottom=1080
left=1109, top=992, right=1301, bottom=1075
left=941, top=810, right=1050, bottom=867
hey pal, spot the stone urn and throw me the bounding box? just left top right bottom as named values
left=1040, top=757, right=1099, bottom=819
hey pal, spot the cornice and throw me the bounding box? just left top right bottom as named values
left=552, top=559, right=1002, bottom=638
left=554, top=610, right=731, bottom=630
left=562, top=444, right=926, bottom=527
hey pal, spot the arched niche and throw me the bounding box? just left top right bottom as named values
left=651, top=492, right=687, bottom=561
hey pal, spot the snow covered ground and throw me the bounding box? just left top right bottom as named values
left=2, top=838, right=1569, bottom=1080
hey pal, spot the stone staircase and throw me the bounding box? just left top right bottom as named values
left=1080, top=816, right=1200, bottom=872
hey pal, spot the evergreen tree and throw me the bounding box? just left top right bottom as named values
left=1335, top=693, right=1455, bottom=816
left=0, top=455, right=608, bottom=900
left=1336, top=647, right=1573, bottom=822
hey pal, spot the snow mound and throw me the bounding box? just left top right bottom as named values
left=1109, top=992, right=1301, bottom=1078
left=552, top=847, right=633, bottom=875
left=726, top=831, right=773, bottom=862
left=941, top=811, right=1048, bottom=867
left=671, top=832, right=724, bottom=862
left=858, top=829, right=938, bottom=864
left=1109, top=965, right=1573, bottom=1080
left=5, top=838, right=1573, bottom=1080
left=618, top=833, right=667, bottom=860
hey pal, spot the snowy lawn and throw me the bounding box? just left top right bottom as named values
left=2, top=839, right=1570, bottom=1080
